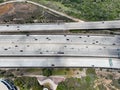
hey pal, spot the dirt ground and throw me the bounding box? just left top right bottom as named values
left=0, top=3, right=13, bottom=15
left=0, top=2, right=72, bottom=24
left=95, top=69, right=120, bottom=90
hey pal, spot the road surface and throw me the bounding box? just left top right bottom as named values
left=0, top=34, right=119, bottom=68
left=0, top=21, right=120, bottom=32
left=0, top=57, right=119, bottom=68
left=0, top=35, right=119, bottom=58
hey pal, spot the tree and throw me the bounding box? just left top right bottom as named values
left=42, top=68, right=53, bottom=77
left=14, top=77, right=43, bottom=90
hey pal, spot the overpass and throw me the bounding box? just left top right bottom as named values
left=0, top=20, right=120, bottom=32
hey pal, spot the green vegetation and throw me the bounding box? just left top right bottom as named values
left=31, top=0, right=120, bottom=21
left=79, top=68, right=83, bottom=71
left=42, top=68, right=53, bottom=77
left=43, top=83, right=52, bottom=89
left=42, top=68, right=73, bottom=76
left=111, top=78, right=120, bottom=89
left=85, top=76, right=91, bottom=83
left=56, top=69, right=97, bottom=90
left=118, top=78, right=120, bottom=84
left=57, top=78, right=81, bottom=90
left=0, top=0, right=3, bottom=3
left=98, top=84, right=107, bottom=90
left=0, top=70, right=14, bottom=78
left=86, top=68, right=96, bottom=75
left=57, top=77, right=97, bottom=90
left=14, top=77, right=43, bottom=90
left=25, top=68, right=41, bottom=72
left=52, top=68, right=69, bottom=75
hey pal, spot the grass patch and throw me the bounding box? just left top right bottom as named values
left=79, top=68, right=83, bottom=71
left=31, top=0, right=70, bottom=13
left=14, top=77, right=43, bottom=90
left=111, top=78, right=120, bottom=89
left=52, top=68, right=75, bottom=76
left=30, top=0, right=120, bottom=21
left=25, top=68, right=42, bottom=73
left=86, top=68, right=96, bottom=75
left=57, top=77, right=97, bottom=90
left=52, top=69, right=67, bottom=75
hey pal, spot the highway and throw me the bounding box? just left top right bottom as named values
left=0, top=20, right=120, bottom=32
left=0, top=34, right=119, bottom=68
left=0, top=35, right=119, bottom=58
left=0, top=0, right=120, bottom=68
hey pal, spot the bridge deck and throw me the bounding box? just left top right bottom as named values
left=0, top=20, right=120, bottom=32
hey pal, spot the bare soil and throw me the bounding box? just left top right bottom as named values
left=0, top=2, right=72, bottom=24
left=0, top=3, right=13, bottom=15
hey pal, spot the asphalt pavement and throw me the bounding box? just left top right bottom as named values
left=0, top=20, right=120, bottom=32
left=0, top=35, right=119, bottom=58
